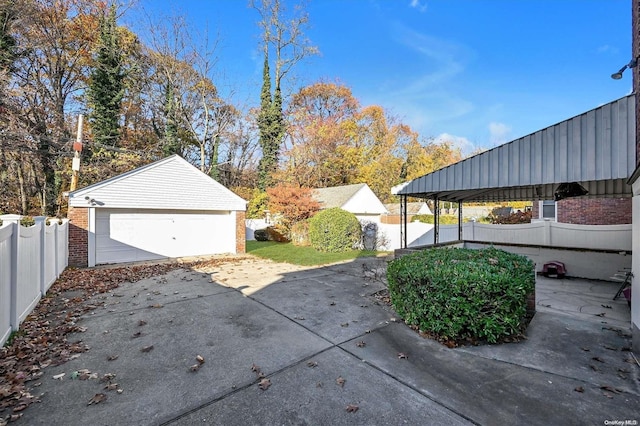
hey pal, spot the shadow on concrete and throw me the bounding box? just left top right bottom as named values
left=16, top=257, right=640, bottom=426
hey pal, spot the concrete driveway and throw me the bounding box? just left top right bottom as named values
left=15, top=256, right=640, bottom=425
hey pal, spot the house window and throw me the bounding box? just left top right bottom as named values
left=540, top=200, right=556, bottom=220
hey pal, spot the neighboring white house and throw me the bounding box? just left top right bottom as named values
left=67, top=155, right=246, bottom=267
left=313, top=183, right=388, bottom=223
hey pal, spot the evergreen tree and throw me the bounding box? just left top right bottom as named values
left=257, top=53, right=277, bottom=189
left=87, top=5, right=125, bottom=148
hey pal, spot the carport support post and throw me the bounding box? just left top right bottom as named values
left=458, top=202, right=462, bottom=241
left=401, top=195, right=407, bottom=248
left=434, top=196, right=439, bottom=244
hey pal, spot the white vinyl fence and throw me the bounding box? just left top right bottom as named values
left=0, top=215, right=69, bottom=346
left=247, top=219, right=631, bottom=252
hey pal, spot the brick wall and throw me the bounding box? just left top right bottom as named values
left=67, top=206, right=88, bottom=267
left=532, top=198, right=631, bottom=225
left=235, top=210, right=246, bottom=253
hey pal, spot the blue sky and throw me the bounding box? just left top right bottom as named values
left=131, top=0, right=632, bottom=155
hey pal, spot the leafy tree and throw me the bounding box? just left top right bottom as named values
left=253, top=0, right=317, bottom=189
left=266, top=184, right=319, bottom=237
left=87, top=4, right=125, bottom=148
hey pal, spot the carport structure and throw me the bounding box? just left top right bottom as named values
left=393, top=94, right=638, bottom=350
left=394, top=95, right=636, bottom=246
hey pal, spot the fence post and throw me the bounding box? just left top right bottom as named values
left=34, top=216, right=46, bottom=295
left=2, top=214, right=21, bottom=330
left=52, top=219, right=60, bottom=278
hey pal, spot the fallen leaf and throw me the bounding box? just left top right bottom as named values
left=251, top=364, right=261, bottom=373
left=356, top=341, right=366, bottom=348
left=398, top=352, right=408, bottom=359
left=574, top=386, right=584, bottom=393
left=307, top=361, right=318, bottom=368
left=189, top=364, right=200, bottom=372
left=9, top=413, right=23, bottom=422
left=595, top=313, right=606, bottom=317
left=131, top=331, right=142, bottom=338
left=258, top=378, right=271, bottom=390
left=116, top=389, right=124, bottom=394
left=138, top=320, right=147, bottom=326
left=196, top=355, right=205, bottom=364
left=140, top=345, right=154, bottom=353
left=601, top=305, right=612, bottom=309
left=589, top=365, right=600, bottom=371
left=104, top=383, right=118, bottom=391
left=100, top=373, right=116, bottom=382
left=87, top=393, right=107, bottom=405
left=591, top=357, right=605, bottom=363
left=336, top=376, right=345, bottom=387
left=580, top=347, right=590, bottom=352
left=52, top=373, right=65, bottom=380
left=107, top=355, right=119, bottom=361
left=600, top=385, right=622, bottom=394
left=603, top=345, right=618, bottom=351
left=341, top=323, right=349, bottom=328
left=149, top=304, right=163, bottom=309
left=346, top=404, right=359, bottom=413
left=329, top=301, right=336, bottom=306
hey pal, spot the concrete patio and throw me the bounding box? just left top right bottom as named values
left=11, top=256, right=640, bottom=425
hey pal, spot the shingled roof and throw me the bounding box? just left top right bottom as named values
left=313, top=183, right=368, bottom=209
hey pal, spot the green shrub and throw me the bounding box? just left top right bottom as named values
left=309, top=208, right=362, bottom=253
left=387, top=247, right=535, bottom=344
left=412, top=214, right=459, bottom=225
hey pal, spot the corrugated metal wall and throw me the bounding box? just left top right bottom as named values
left=399, top=95, right=636, bottom=202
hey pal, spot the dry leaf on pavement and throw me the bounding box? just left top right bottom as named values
left=140, top=345, right=154, bottom=353
left=346, top=404, right=359, bottom=412
left=336, top=376, right=345, bottom=387
left=258, top=378, right=271, bottom=390
left=87, top=393, right=107, bottom=405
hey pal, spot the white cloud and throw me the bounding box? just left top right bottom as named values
left=434, top=133, right=478, bottom=157
left=488, top=122, right=511, bottom=146
left=597, top=44, right=618, bottom=55
left=409, top=0, right=427, bottom=13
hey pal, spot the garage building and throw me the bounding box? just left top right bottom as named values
left=67, top=155, right=247, bottom=267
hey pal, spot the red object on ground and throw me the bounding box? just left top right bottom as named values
left=542, top=261, right=566, bottom=278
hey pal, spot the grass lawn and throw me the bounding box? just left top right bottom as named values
left=246, top=240, right=382, bottom=266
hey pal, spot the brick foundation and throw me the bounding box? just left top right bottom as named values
left=67, top=206, right=89, bottom=267
left=532, top=198, right=631, bottom=225
left=235, top=210, right=246, bottom=254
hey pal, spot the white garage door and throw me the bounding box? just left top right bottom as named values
left=95, top=209, right=235, bottom=265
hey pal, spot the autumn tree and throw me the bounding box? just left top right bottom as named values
left=253, top=0, right=318, bottom=189
left=87, top=5, right=125, bottom=148
left=266, top=184, right=320, bottom=237
left=7, top=0, right=101, bottom=215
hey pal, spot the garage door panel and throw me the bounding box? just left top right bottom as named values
left=95, top=209, right=235, bottom=265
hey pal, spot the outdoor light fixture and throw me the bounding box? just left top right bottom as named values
left=611, top=57, right=638, bottom=80
left=554, top=182, right=588, bottom=201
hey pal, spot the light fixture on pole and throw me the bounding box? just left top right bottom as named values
left=611, top=57, right=638, bottom=80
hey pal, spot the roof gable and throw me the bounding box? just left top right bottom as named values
left=69, top=155, right=246, bottom=211
left=313, top=183, right=387, bottom=214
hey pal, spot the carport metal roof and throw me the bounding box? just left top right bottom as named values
left=394, top=95, right=636, bottom=202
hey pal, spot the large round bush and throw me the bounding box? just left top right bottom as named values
left=309, top=208, right=362, bottom=252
